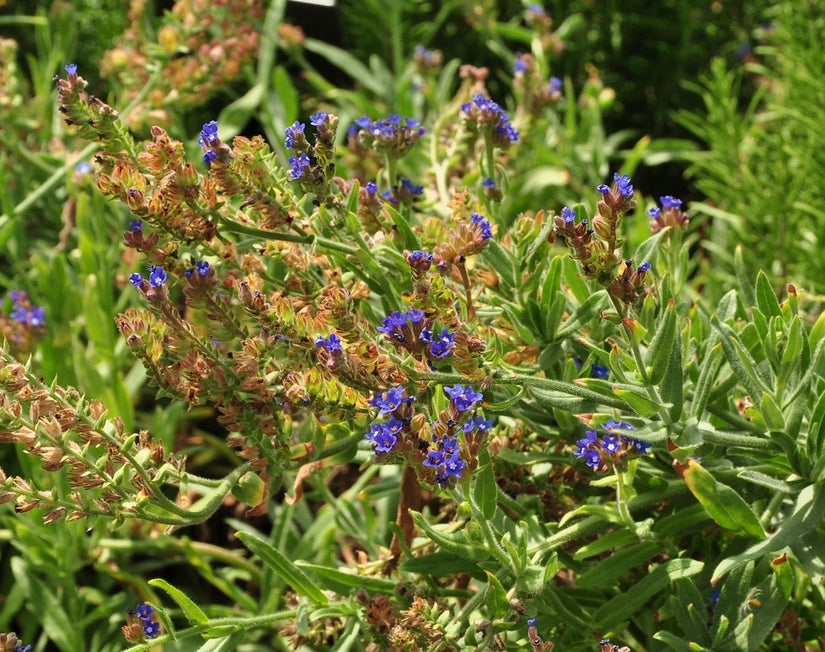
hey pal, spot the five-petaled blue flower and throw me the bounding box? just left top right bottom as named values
left=148, top=266, right=167, bottom=287
left=368, top=386, right=410, bottom=416
left=364, top=422, right=397, bottom=453
left=65, top=63, right=77, bottom=76
left=444, top=384, right=483, bottom=412
left=314, top=333, right=342, bottom=352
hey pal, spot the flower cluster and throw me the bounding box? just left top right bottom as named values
left=573, top=420, right=651, bottom=472
left=122, top=603, right=160, bottom=642
left=381, top=177, right=424, bottom=204
left=283, top=115, right=338, bottom=197
left=354, top=114, right=426, bottom=157
left=461, top=92, right=520, bottom=146
left=364, top=386, right=415, bottom=454
left=422, top=384, right=488, bottom=487
left=423, top=432, right=466, bottom=486
left=609, top=259, right=652, bottom=306
left=377, top=309, right=456, bottom=361
left=433, top=211, right=494, bottom=274
left=6, top=291, right=44, bottom=328
left=600, top=639, right=631, bottom=652
left=649, top=195, right=690, bottom=234
left=552, top=173, right=647, bottom=302
left=129, top=265, right=168, bottom=288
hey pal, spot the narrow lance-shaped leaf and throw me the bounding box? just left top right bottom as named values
left=674, top=459, right=765, bottom=540
left=235, top=531, right=329, bottom=605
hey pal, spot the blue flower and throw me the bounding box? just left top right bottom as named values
left=660, top=195, right=682, bottom=209
left=129, top=219, right=143, bottom=233
left=527, top=618, right=537, bottom=627
left=429, top=328, right=455, bottom=359
left=143, top=621, right=160, bottom=638
left=129, top=273, right=143, bottom=287
left=148, top=266, right=167, bottom=287
left=136, top=604, right=155, bottom=621
left=602, top=434, right=620, bottom=454
left=482, top=177, right=496, bottom=189
left=314, top=333, right=342, bottom=352
left=548, top=76, right=562, bottom=92
left=14, top=645, right=32, bottom=652
left=423, top=434, right=466, bottom=486
left=203, top=150, right=217, bottom=165
left=368, top=386, right=409, bottom=416
left=309, top=111, right=328, bottom=127
left=561, top=206, right=576, bottom=223
left=288, top=152, right=311, bottom=180
left=65, top=63, right=77, bottom=75
left=198, top=120, right=218, bottom=147
left=613, top=172, right=634, bottom=197
left=75, top=161, right=93, bottom=175
left=196, top=260, right=210, bottom=276
left=597, top=184, right=610, bottom=194
left=636, top=261, right=652, bottom=273
left=284, top=121, right=305, bottom=149
left=647, top=206, right=661, bottom=219
left=366, top=181, right=378, bottom=194
left=514, top=58, right=528, bottom=74
left=409, top=250, right=433, bottom=264
left=443, top=384, right=483, bottom=412
left=462, top=415, right=494, bottom=433
left=364, top=423, right=397, bottom=453
left=591, top=363, right=609, bottom=379
left=471, top=212, right=493, bottom=239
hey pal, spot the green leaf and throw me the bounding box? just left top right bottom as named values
left=11, top=558, right=83, bottom=652
left=473, top=462, right=498, bottom=521
left=555, top=290, right=610, bottom=339
left=483, top=570, right=509, bottom=615
left=576, top=541, right=661, bottom=588
left=410, top=511, right=491, bottom=561
left=302, top=38, right=385, bottom=95
left=294, top=562, right=396, bottom=594
left=196, top=631, right=246, bottom=652
left=690, top=343, right=723, bottom=419
left=148, top=578, right=209, bottom=625
left=759, top=392, right=785, bottom=431
left=677, top=459, right=766, bottom=540
left=612, top=386, right=663, bottom=417
left=660, top=323, right=685, bottom=422
left=755, top=270, right=782, bottom=319
left=399, top=551, right=482, bottom=577
left=384, top=204, right=420, bottom=251
left=592, top=559, right=704, bottom=630
left=482, top=239, right=518, bottom=289
left=712, top=484, right=825, bottom=582
left=711, top=316, right=770, bottom=401
left=644, top=299, right=678, bottom=384
left=235, top=532, right=329, bottom=605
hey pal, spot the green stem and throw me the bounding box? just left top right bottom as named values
left=218, top=218, right=357, bottom=255
left=122, top=609, right=298, bottom=652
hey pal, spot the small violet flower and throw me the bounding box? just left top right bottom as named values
left=444, top=384, right=483, bottom=412
left=314, top=333, right=342, bottom=352
left=148, top=266, right=167, bottom=287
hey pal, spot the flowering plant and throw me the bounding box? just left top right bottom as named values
left=1, top=2, right=823, bottom=651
